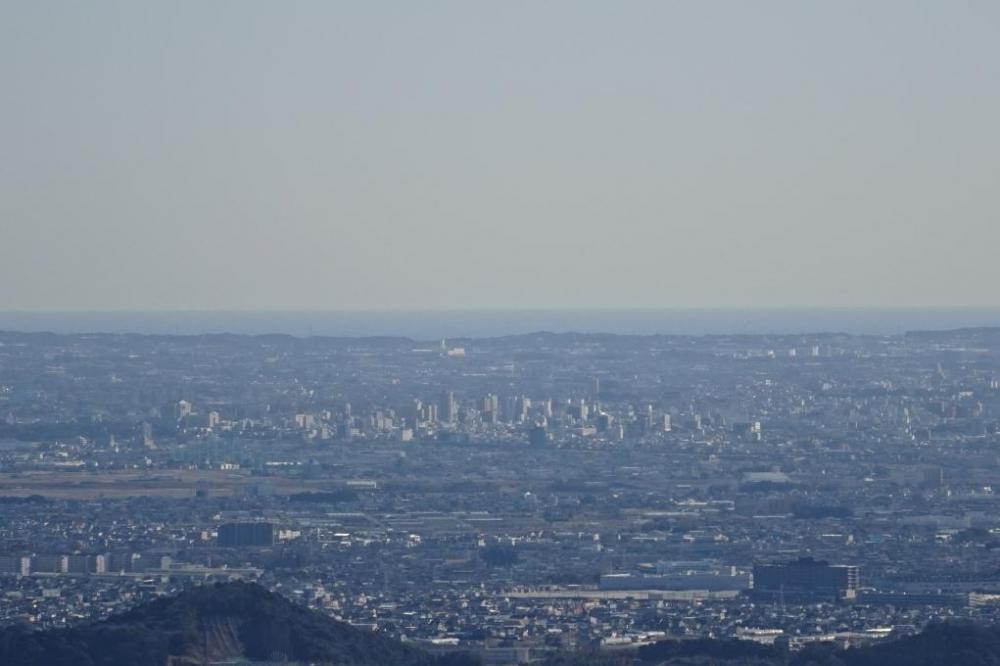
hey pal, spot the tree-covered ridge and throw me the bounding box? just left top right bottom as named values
left=3, top=583, right=1000, bottom=666
left=0, top=581, right=479, bottom=666
left=546, top=621, right=1000, bottom=665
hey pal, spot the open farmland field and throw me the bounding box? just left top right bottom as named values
left=0, top=469, right=332, bottom=499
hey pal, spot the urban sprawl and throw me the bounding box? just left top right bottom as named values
left=2, top=328, right=1000, bottom=663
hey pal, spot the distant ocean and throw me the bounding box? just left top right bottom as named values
left=1, top=309, right=1000, bottom=340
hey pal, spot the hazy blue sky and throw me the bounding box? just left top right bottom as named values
left=2, top=1, right=998, bottom=310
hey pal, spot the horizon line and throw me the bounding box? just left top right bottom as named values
left=3, top=305, right=1000, bottom=314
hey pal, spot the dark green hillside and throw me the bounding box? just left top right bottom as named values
left=544, top=620, right=1000, bottom=666
left=0, top=581, right=480, bottom=666
left=4, top=583, right=1000, bottom=666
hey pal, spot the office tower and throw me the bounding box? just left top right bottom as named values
left=483, top=394, right=498, bottom=424
left=174, top=400, right=192, bottom=420
left=504, top=396, right=517, bottom=423
left=753, top=557, right=859, bottom=601
left=139, top=421, right=155, bottom=449
left=441, top=391, right=457, bottom=423
left=529, top=420, right=549, bottom=447
left=408, top=399, right=423, bottom=427
left=218, top=522, right=276, bottom=548
left=514, top=395, right=531, bottom=423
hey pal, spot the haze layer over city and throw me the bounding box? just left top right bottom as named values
left=3, top=2, right=1000, bottom=665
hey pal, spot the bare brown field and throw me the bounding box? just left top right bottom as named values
left=0, top=469, right=322, bottom=499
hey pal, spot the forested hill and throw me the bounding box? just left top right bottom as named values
left=3, top=582, right=999, bottom=666
left=0, top=581, right=479, bottom=666
left=546, top=620, right=1000, bottom=665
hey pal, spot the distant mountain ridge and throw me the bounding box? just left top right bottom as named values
left=4, top=307, right=1000, bottom=338
left=5, top=325, right=1000, bottom=347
